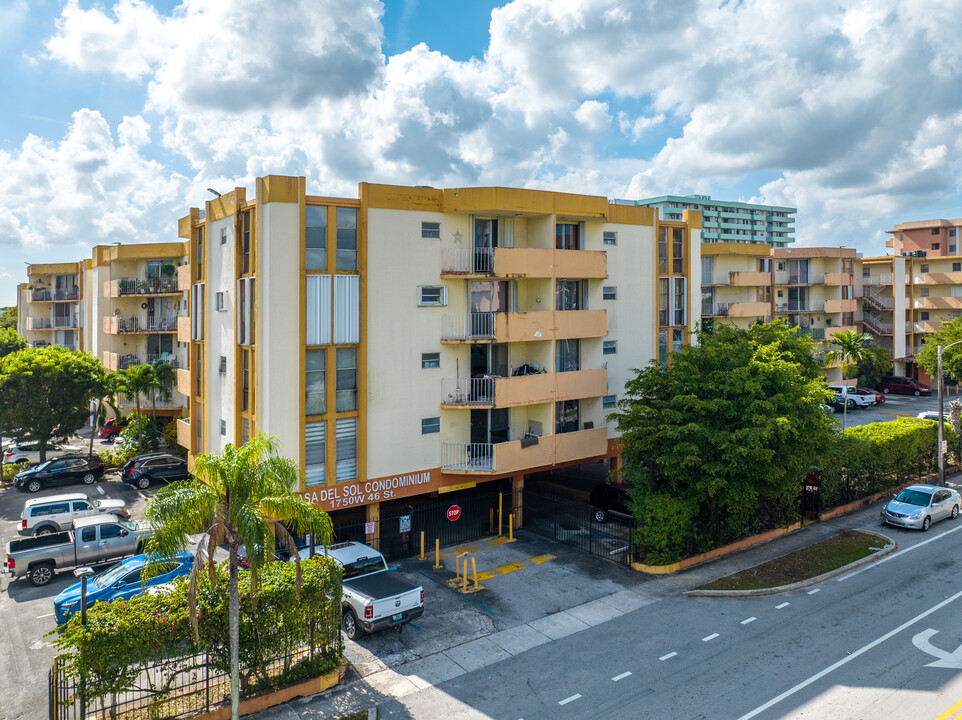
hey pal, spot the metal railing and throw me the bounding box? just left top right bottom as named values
left=442, top=312, right=496, bottom=340
left=117, top=354, right=141, bottom=370
left=116, top=276, right=179, bottom=295
left=702, top=303, right=729, bottom=317
left=441, top=247, right=495, bottom=274
left=773, top=272, right=825, bottom=285
left=28, top=316, right=79, bottom=329
left=862, top=315, right=892, bottom=334
left=146, top=353, right=180, bottom=368
left=441, top=377, right=496, bottom=404
left=31, top=288, right=79, bottom=302
left=861, top=289, right=894, bottom=309
left=117, top=315, right=179, bottom=333
left=775, top=301, right=825, bottom=313
left=795, top=327, right=826, bottom=340
left=441, top=442, right=495, bottom=471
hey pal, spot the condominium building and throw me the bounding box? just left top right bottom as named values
left=175, top=176, right=701, bottom=541
left=17, top=262, right=85, bottom=350
left=888, top=218, right=962, bottom=257
left=634, top=195, right=795, bottom=246
left=700, top=243, right=772, bottom=329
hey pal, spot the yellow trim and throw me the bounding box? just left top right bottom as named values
left=699, top=242, right=770, bottom=256
left=26, top=261, right=83, bottom=275
left=178, top=210, right=199, bottom=239
left=261, top=175, right=302, bottom=204
left=89, top=241, right=187, bottom=268
left=606, top=203, right=655, bottom=226
left=682, top=208, right=702, bottom=230
left=298, top=178, right=307, bottom=489
left=358, top=192, right=368, bottom=490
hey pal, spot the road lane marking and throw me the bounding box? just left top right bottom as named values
left=703, top=633, right=719, bottom=642
left=741, top=617, right=757, bottom=625
left=558, top=694, right=581, bottom=705
left=735, top=585, right=962, bottom=720
left=933, top=696, right=962, bottom=720
left=659, top=652, right=677, bottom=661
left=612, top=671, right=632, bottom=682
left=96, top=485, right=104, bottom=495
left=776, top=602, right=790, bottom=609
left=36, top=613, right=54, bottom=619
left=807, top=588, right=820, bottom=595
left=475, top=554, right=556, bottom=582
left=837, top=522, right=962, bottom=582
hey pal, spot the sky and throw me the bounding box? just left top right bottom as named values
left=2, top=0, right=962, bottom=307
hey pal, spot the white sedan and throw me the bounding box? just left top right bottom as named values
left=880, top=484, right=961, bottom=531
left=2, top=442, right=82, bottom=465
left=828, top=385, right=875, bottom=409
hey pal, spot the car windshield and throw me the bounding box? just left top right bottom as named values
left=894, top=489, right=932, bottom=507
left=93, top=562, right=134, bottom=588
left=33, top=460, right=53, bottom=470
left=342, top=556, right=388, bottom=579
left=119, top=520, right=137, bottom=531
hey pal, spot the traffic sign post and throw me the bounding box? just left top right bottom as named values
left=447, top=505, right=461, bottom=522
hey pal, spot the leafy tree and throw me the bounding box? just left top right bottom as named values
left=88, top=371, right=121, bottom=459
left=0, top=347, right=105, bottom=462
left=118, top=364, right=155, bottom=450
left=144, top=434, right=334, bottom=720
left=149, top=358, right=176, bottom=424
left=0, top=328, right=26, bottom=357
left=0, top=306, right=16, bottom=331
left=609, top=320, right=835, bottom=562
left=850, top=345, right=893, bottom=388
left=826, top=329, right=873, bottom=431
left=917, top=317, right=962, bottom=383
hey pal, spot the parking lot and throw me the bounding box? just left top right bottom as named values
left=834, top=388, right=952, bottom=427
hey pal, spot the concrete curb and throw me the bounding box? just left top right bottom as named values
left=684, top=529, right=897, bottom=597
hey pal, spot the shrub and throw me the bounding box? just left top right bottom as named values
left=97, top=445, right=139, bottom=469
left=632, top=491, right=699, bottom=565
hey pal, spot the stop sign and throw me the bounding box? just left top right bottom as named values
left=446, top=505, right=462, bottom=522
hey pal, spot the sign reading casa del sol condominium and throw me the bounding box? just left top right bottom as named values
left=300, top=468, right=468, bottom=512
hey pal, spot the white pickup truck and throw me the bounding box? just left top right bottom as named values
left=298, top=541, right=424, bottom=640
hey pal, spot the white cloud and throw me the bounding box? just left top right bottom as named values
left=574, top=100, right=610, bottom=134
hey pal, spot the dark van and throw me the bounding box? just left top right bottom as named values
left=589, top=483, right=633, bottom=523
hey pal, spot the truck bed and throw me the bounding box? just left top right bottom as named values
left=7, top=531, right=73, bottom=554
left=344, top=571, right=418, bottom=599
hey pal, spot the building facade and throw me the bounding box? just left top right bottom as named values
left=17, top=262, right=85, bottom=350
left=174, top=176, right=702, bottom=540
left=633, top=195, right=795, bottom=247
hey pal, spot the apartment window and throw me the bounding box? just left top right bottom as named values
left=556, top=339, right=580, bottom=372
left=195, top=345, right=203, bottom=396
left=336, top=347, right=357, bottom=412
left=673, top=328, right=684, bottom=354
left=305, top=205, right=327, bottom=271
left=191, top=283, right=204, bottom=341
left=418, top=286, right=447, bottom=306
left=921, top=311, right=930, bottom=321
left=421, top=222, right=440, bottom=239
left=336, top=208, right=357, bottom=271
left=602, top=394, right=617, bottom=410
left=921, top=264, right=929, bottom=273
left=555, top=400, right=580, bottom=434
left=658, top=230, right=668, bottom=274
left=194, top=400, right=202, bottom=448
left=603, top=231, right=617, bottom=246
left=951, top=230, right=957, bottom=237
left=951, top=246, right=957, bottom=253
left=196, top=227, right=204, bottom=274
left=954, top=263, right=961, bottom=272
left=421, top=417, right=440, bottom=434
left=658, top=278, right=669, bottom=326
left=672, top=277, right=686, bottom=325
left=220, top=420, right=226, bottom=436
left=843, top=286, right=853, bottom=300
left=672, top=227, right=685, bottom=274
left=237, top=277, right=255, bottom=346
left=219, top=356, right=227, bottom=374
left=556, top=280, right=585, bottom=311
left=306, top=350, right=326, bottom=415
left=242, top=418, right=250, bottom=445
left=920, top=287, right=930, bottom=297
left=240, top=210, right=251, bottom=274
left=215, top=291, right=226, bottom=311
left=421, top=352, right=440, bottom=369
left=777, top=262, right=785, bottom=271
left=932, top=228, right=940, bottom=235
left=603, top=340, right=617, bottom=355
left=241, top=348, right=250, bottom=413
left=556, top=223, right=582, bottom=250
left=220, top=227, right=227, bottom=245
left=305, top=421, right=325, bottom=486
left=602, top=286, right=617, bottom=300
left=863, top=267, right=871, bottom=278
left=335, top=417, right=357, bottom=481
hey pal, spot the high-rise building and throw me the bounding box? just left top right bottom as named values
left=633, top=195, right=795, bottom=246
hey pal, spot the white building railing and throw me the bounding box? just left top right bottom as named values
left=441, top=248, right=494, bottom=274
left=442, top=312, right=496, bottom=340
left=441, top=377, right=496, bottom=404
left=441, top=442, right=495, bottom=471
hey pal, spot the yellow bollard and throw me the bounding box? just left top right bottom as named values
left=498, top=493, right=503, bottom=537
left=434, top=539, right=441, bottom=569
left=471, top=556, right=478, bottom=590
left=509, top=513, right=514, bottom=541
left=462, top=556, right=469, bottom=592
left=455, top=551, right=469, bottom=582
left=420, top=531, right=425, bottom=561
left=489, top=507, right=494, bottom=534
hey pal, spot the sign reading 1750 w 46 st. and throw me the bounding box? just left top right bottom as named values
left=300, top=468, right=452, bottom=511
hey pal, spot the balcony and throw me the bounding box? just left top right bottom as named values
left=103, top=315, right=179, bottom=334
left=441, top=310, right=606, bottom=343
left=795, top=327, right=826, bottom=340
left=773, top=272, right=826, bottom=286
left=824, top=272, right=856, bottom=286
left=104, top=274, right=181, bottom=298
left=102, top=352, right=142, bottom=371
left=440, top=426, right=608, bottom=474
left=27, top=316, right=79, bottom=330
left=774, top=302, right=825, bottom=314
left=912, top=297, right=962, bottom=310
left=178, top=316, right=191, bottom=343
left=117, top=392, right=184, bottom=410
left=440, top=368, right=607, bottom=408
left=913, top=321, right=942, bottom=334
left=176, top=418, right=191, bottom=450
left=913, top=272, right=962, bottom=285
left=147, top=353, right=180, bottom=368
left=729, top=271, right=771, bottom=287
left=440, top=247, right=606, bottom=279
left=30, top=288, right=79, bottom=302
left=824, top=298, right=857, bottom=313
left=176, top=368, right=191, bottom=396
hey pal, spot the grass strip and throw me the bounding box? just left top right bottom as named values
left=696, top=529, right=883, bottom=591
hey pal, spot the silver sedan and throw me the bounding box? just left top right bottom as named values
left=880, top=484, right=961, bottom=531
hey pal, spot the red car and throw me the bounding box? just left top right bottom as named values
left=877, top=376, right=932, bottom=396
left=98, top=418, right=129, bottom=439
left=857, top=387, right=885, bottom=404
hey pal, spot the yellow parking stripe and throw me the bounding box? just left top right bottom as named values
left=439, top=544, right=478, bottom=560
left=933, top=697, right=962, bottom=720
left=878, top=410, right=914, bottom=417
left=476, top=554, right=556, bottom=582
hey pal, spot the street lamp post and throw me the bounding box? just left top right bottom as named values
left=73, top=566, right=94, bottom=714
left=937, top=340, right=962, bottom=486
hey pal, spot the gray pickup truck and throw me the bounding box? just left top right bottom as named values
left=4, top=515, right=152, bottom=586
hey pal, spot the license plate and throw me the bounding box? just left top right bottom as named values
left=392, top=613, right=403, bottom=622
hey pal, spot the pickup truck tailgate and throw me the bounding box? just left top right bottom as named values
left=345, top=572, right=422, bottom=616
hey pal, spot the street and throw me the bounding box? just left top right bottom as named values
left=836, top=389, right=947, bottom=427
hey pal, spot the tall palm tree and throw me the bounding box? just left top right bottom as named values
left=144, top=434, right=333, bottom=720
left=118, top=364, right=156, bottom=450
left=826, top=329, right=872, bottom=431
left=88, top=371, right=121, bottom=459
left=149, top=358, right=176, bottom=429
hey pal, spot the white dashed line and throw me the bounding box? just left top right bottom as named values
left=776, top=602, right=790, bottom=609
left=612, top=671, right=632, bottom=682
left=559, top=694, right=581, bottom=706
left=807, top=588, right=820, bottom=595
left=659, top=652, right=678, bottom=661
left=96, top=485, right=105, bottom=495
left=741, top=617, right=757, bottom=625
left=703, top=633, right=719, bottom=642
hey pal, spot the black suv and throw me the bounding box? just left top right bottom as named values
left=13, top=455, right=106, bottom=493
left=589, top=483, right=633, bottom=523
left=120, top=453, right=190, bottom=489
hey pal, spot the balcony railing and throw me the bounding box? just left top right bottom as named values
left=861, top=290, right=894, bottom=309
left=30, top=288, right=79, bottom=302
left=441, top=442, right=495, bottom=471
left=775, top=301, right=825, bottom=313
left=441, top=377, right=495, bottom=405
left=27, top=316, right=79, bottom=330
left=117, top=354, right=142, bottom=370
left=442, top=312, right=496, bottom=340
left=795, top=327, right=826, bottom=340
left=112, top=315, right=180, bottom=333
left=146, top=353, right=180, bottom=368
left=703, top=303, right=729, bottom=317
left=115, top=276, right=180, bottom=296
left=442, top=248, right=494, bottom=275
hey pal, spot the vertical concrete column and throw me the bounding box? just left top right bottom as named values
left=511, top=474, right=524, bottom=529
left=365, top=502, right=380, bottom=551
left=610, top=455, right=622, bottom=484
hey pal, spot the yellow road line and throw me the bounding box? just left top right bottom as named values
left=487, top=536, right=514, bottom=547
left=476, top=554, right=556, bottom=582
left=439, top=544, right=478, bottom=560
left=933, top=697, right=962, bottom=720
left=878, top=410, right=914, bottom=417
left=36, top=613, right=54, bottom=619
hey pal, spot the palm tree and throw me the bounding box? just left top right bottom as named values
left=88, top=371, right=121, bottom=459
left=144, top=434, right=333, bottom=720
left=149, top=358, right=176, bottom=430
left=118, top=364, right=155, bottom=451
left=826, top=329, right=872, bottom=431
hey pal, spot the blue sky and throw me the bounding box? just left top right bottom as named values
left=2, top=0, right=962, bottom=307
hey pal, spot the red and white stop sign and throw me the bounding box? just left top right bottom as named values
left=446, top=505, right=462, bottom=522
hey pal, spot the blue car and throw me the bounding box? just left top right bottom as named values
left=54, top=552, right=193, bottom=624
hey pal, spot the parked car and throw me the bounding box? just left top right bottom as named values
left=857, top=387, right=885, bottom=404
left=120, top=453, right=191, bottom=489
left=917, top=411, right=944, bottom=421
left=13, top=455, right=106, bottom=493
left=589, top=483, right=633, bottom=523
left=878, top=376, right=932, bottom=396
left=880, top=484, right=961, bottom=531
left=827, top=385, right=875, bottom=409
left=19, top=493, right=128, bottom=536
left=98, top=418, right=129, bottom=440
left=53, top=552, right=193, bottom=624
left=4, top=515, right=153, bottom=586
left=3, top=442, right=81, bottom=465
